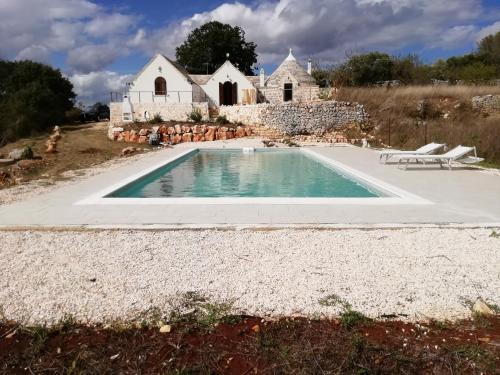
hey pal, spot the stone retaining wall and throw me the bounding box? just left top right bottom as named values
left=110, top=102, right=209, bottom=125
left=219, top=101, right=367, bottom=136
left=472, top=95, right=500, bottom=113
left=108, top=123, right=252, bottom=145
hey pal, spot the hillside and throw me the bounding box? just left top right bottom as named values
left=336, top=86, right=500, bottom=165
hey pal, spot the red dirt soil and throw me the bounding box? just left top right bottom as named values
left=1, top=315, right=499, bottom=374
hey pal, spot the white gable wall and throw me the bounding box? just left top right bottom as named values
left=202, top=61, right=255, bottom=107
left=130, top=54, right=193, bottom=103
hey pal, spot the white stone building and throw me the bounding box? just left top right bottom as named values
left=112, top=49, right=319, bottom=123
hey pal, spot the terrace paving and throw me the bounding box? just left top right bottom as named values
left=0, top=139, right=499, bottom=227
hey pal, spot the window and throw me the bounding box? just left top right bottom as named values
left=154, top=77, right=166, bottom=95
left=283, top=83, right=293, bottom=102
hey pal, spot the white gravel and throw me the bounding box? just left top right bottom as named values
left=1, top=228, right=498, bottom=325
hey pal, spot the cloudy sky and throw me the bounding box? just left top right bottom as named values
left=1, top=0, right=499, bottom=103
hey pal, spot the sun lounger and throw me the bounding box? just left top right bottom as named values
left=378, top=142, right=445, bottom=163
left=398, top=145, right=484, bottom=170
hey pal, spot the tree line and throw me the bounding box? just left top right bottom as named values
left=312, top=31, right=500, bottom=87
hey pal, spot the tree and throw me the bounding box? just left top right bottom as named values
left=345, top=52, right=393, bottom=86
left=175, top=21, right=258, bottom=75
left=477, top=31, right=500, bottom=66
left=0, top=60, right=75, bottom=145
left=310, top=60, right=335, bottom=87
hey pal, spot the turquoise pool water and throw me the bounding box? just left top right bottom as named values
left=108, top=149, right=381, bottom=198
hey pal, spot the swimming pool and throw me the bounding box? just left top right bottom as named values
left=107, top=149, right=384, bottom=198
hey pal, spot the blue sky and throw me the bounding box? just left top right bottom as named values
left=1, top=0, right=499, bottom=103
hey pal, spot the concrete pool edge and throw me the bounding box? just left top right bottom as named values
left=1, top=222, right=500, bottom=231
left=74, top=147, right=432, bottom=206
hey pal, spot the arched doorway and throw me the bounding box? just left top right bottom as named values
left=219, top=81, right=237, bottom=105
left=154, top=77, right=166, bottom=95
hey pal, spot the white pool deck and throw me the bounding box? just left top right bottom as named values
left=0, top=139, right=499, bottom=228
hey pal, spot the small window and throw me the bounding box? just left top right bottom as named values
left=155, top=77, right=166, bottom=95
left=283, top=83, right=293, bottom=102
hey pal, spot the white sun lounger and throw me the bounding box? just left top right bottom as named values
left=378, top=142, right=445, bottom=164
left=398, top=145, right=484, bottom=170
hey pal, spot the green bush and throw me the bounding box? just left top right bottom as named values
left=216, top=115, right=229, bottom=124
left=187, top=108, right=203, bottom=122
left=149, top=113, right=163, bottom=124
left=21, top=146, right=34, bottom=159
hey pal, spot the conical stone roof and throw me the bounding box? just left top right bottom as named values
left=266, top=49, right=316, bottom=87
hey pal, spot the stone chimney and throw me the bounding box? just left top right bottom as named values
left=307, top=59, right=312, bottom=75
left=259, top=68, right=265, bottom=87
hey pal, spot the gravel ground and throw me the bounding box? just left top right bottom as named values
left=1, top=228, right=498, bottom=325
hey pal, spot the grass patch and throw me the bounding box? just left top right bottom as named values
left=319, top=294, right=352, bottom=310
left=55, top=313, right=77, bottom=332
left=477, top=160, right=500, bottom=169
left=446, top=345, right=497, bottom=373
left=167, top=292, right=233, bottom=332
left=340, top=309, right=372, bottom=329
left=489, top=229, right=500, bottom=238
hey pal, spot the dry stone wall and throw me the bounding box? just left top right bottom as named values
left=109, top=102, right=209, bottom=125
left=219, top=101, right=367, bottom=136
left=472, top=95, right=500, bottom=113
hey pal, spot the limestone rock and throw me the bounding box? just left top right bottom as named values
left=192, top=134, right=205, bottom=142
left=45, top=140, right=57, bottom=153
left=472, top=299, right=494, bottom=316
left=159, top=324, right=172, bottom=333
left=121, top=147, right=137, bottom=156
left=192, top=125, right=203, bottom=134
left=235, top=126, right=246, bottom=138
left=7, top=149, right=24, bottom=160
left=205, top=127, right=216, bottom=141
left=171, top=134, right=182, bottom=144
left=16, top=159, right=42, bottom=170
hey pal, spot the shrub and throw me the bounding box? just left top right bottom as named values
left=340, top=309, right=371, bottom=329
left=149, top=113, right=163, bottom=124
left=21, top=146, right=34, bottom=159
left=216, top=115, right=229, bottom=124
left=187, top=108, right=203, bottom=122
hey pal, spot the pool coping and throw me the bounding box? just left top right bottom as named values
left=74, top=147, right=432, bottom=206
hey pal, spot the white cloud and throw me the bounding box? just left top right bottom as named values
left=15, top=45, right=51, bottom=64
left=66, top=44, right=125, bottom=74
left=0, top=0, right=138, bottom=72
left=477, top=21, right=500, bottom=41
left=143, top=0, right=488, bottom=65
left=69, top=71, right=133, bottom=104
left=84, top=13, right=137, bottom=37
